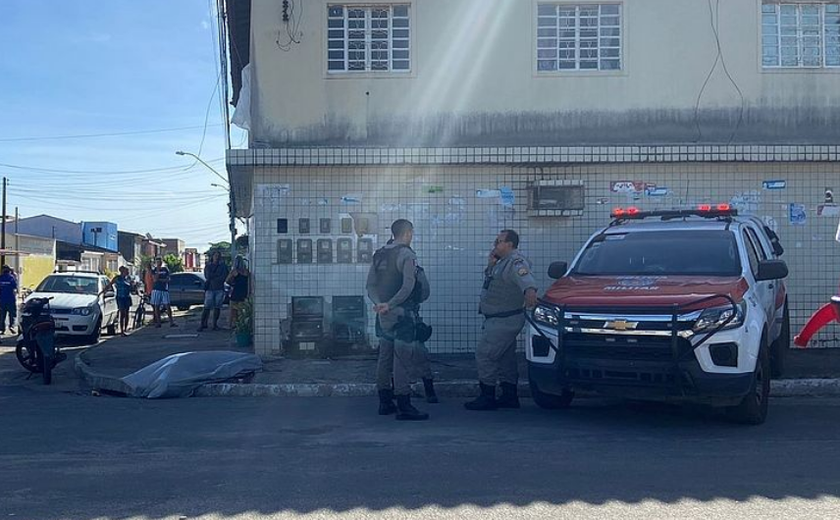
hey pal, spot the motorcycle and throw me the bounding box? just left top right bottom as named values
left=15, top=297, right=64, bottom=385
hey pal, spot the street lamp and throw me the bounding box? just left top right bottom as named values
left=176, top=151, right=236, bottom=260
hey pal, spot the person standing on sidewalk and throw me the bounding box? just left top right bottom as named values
left=151, top=257, right=177, bottom=328
left=200, top=251, right=229, bottom=331
left=225, top=255, right=250, bottom=329
left=0, top=265, right=18, bottom=335
left=366, top=219, right=429, bottom=421
left=465, top=230, right=538, bottom=411
left=100, top=266, right=134, bottom=336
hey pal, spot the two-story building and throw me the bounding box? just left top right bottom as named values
left=224, top=0, right=840, bottom=356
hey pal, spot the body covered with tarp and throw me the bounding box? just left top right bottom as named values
left=121, top=351, right=262, bottom=398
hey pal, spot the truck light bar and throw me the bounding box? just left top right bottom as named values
left=610, top=204, right=738, bottom=220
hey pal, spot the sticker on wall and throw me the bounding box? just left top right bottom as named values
left=476, top=189, right=501, bottom=199
left=730, top=191, right=761, bottom=213
left=258, top=185, right=290, bottom=198
left=448, top=197, right=466, bottom=206
left=762, top=180, right=787, bottom=190
left=610, top=181, right=645, bottom=193
left=645, top=185, right=670, bottom=197
left=596, top=197, right=610, bottom=205
left=380, top=204, right=401, bottom=212
left=317, top=198, right=329, bottom=206
left=500, top=187, right=515, bottom=208
left=426, top=185, right=444, bottom=194
left=341, top=194, right=363, bottom=204
left=789, top=203, right=807, bottom=226
left=817, top=204, right=840, bottom=217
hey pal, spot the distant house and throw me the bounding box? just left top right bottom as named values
left=82, top=221, right=118, bottom=252
left=161, top=238, right=186, bottom=258
left=3, top=233, right=56, bottom=290
left=15, top=215, right=82, bottom=244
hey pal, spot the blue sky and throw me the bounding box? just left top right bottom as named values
left=0, top=0, right=245, bottom=250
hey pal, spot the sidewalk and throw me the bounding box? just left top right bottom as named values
left=75, top=307, right=840, bottom=398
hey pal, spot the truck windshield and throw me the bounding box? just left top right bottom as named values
left=573, top=230, right=742, bottom=276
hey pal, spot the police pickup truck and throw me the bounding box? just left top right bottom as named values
left=526, top=205, right=790, bottom=424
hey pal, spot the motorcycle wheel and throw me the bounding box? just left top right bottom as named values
left=15, top=343, right=39, bottom=373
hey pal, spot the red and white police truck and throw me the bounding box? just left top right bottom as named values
left=527, top=205, right=789, bottom=424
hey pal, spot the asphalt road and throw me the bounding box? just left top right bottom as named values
left=2, top=365, right=840, bottom=520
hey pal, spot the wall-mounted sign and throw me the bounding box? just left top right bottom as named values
left=762, top=180, right=787, bottom=190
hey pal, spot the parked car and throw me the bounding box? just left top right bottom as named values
left=526, top=205, right=790, bottom=425
left=26, top=272, right=120, bottom=344
left=169, top=272, right=206, bottom=311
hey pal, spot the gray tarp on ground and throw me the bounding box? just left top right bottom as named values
left=121, top=351, right=263, bottom=399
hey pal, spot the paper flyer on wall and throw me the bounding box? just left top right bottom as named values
left=836, top=216, right=840, bottom=243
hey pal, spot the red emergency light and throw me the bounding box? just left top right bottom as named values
left=611, top=204, right=739, bottom=222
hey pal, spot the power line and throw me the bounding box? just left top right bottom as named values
left=0, top=124, right=224, bottom=143
left=0, top=157, right=223, bottom=175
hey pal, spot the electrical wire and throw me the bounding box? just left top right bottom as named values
left=693, top=0, right=746, bottom=144
left=0, top=124, right=224, bottom=143
left=0, top=158, right=223, bottom=176
left=276, top=0, right=303, bottom=51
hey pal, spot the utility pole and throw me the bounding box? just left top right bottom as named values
left=1, top=177, right=7, bottom=267
left=14, top=207, right=19, bottom=274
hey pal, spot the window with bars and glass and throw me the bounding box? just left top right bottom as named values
left=327, top=5, right=410, bottom=73
left=762, top=3, right=840, bottom=68
left=537, top=3, right=622, bottom=72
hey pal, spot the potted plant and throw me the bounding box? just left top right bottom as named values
left=233, top=298, right=253, bottom=348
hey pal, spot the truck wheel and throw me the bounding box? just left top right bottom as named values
left=529, top=378, right=574, bottom=410
left=728, top=338, right=770, bottom=425
left=770, top=301, right=790, bottom=378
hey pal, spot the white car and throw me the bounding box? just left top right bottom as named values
left=27, top=272, right=120, bottom=343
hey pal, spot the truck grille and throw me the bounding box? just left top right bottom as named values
left=564, top=333, right=695, bottom=362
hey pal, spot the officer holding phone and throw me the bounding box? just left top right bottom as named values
left=465, top=229, right=538, bottom=411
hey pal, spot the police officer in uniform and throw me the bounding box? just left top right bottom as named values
left=465, top=229, right=538, bottom=411
left=366, top=219, right=431, bottom=420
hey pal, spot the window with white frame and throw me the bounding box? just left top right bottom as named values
left=327, top=4, right=410, bottom=73
left=537, top=3, right=622, bottom=72
left=762, top=3, right=840, bottom=68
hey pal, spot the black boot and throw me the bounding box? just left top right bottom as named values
left=212, top=309, right=222, bottom=330
left=497, top=382, right=521, bottom=409
left=423, top=378, right=439, bottom=404
left=199, top=309, right=210, bottom=331
left=378, top=389, right=397, bottom=415
left=464, top=383, right=497, bottom=411
left=395, top=394, right=429, bottom=421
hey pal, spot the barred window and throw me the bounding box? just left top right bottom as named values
left=762, top=3, right=840, bottom=68
left=537, top=3, right=622, bottom=72
left=327, top=5, right=410, bottom=73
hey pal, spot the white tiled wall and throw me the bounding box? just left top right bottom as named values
left=251, top=162, right=840, bottom=356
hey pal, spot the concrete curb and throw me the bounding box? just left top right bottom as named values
left=73, top=346, right=840, bottom=399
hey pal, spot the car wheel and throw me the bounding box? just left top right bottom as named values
left=87, top=317, right=102, bottom=345
left=727, top=336, right=770, bottom=425
left=529, top=377, right=574, bottom=410
left=770, top=300, right=790, bottom=379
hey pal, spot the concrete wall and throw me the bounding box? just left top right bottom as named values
left=247, top=0, right=840, bottom=146
left=250, top=162, right=840, bottom=356
left=8, top=233, right=56, bottom=290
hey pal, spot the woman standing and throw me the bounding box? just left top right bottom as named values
left=226, top=255, right=250, bottom=329
left=100, top=266, right=135, bottom=336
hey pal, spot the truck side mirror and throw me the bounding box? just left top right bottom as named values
left=756, top=259, right=788, bottom=281
left=548, top=261, right=568, bottom=280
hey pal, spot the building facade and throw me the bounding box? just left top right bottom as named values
left=226, top=0, right=840, bottom=356
left=82, top=221, right=119, bottom=252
